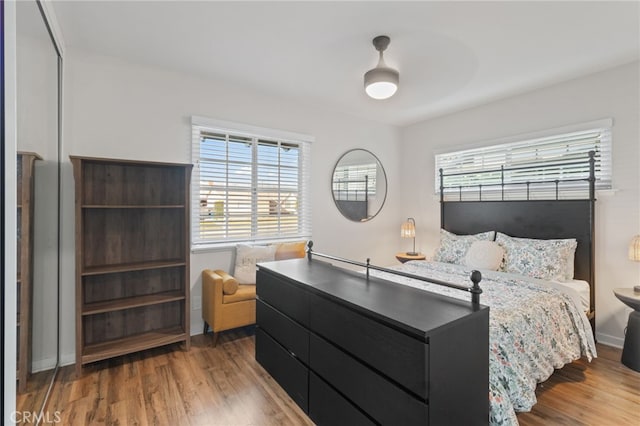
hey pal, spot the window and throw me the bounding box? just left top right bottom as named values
left=435, top=121, right=612, bottom=198
left=191, top=117, right=312, bottom=247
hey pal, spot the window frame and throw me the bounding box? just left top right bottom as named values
left=191, top=116, right=313, bottom=250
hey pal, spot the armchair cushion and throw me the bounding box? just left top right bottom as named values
left=214, top=269, right=239, bottom=295
left=222, top=284, right=256, bottom=304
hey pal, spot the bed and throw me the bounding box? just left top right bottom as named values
left=370, top=151, right=599, bottom=424
left=371, top=260, right=596, bottom=424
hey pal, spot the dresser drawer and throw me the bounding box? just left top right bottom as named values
left=309, top=333, right=428, bottom=425
left=309, top=372, right=376, bottom=426
left=257, top=299, right=309, bottom=364
left=255, top=327, right=309, bottom=412
left=257, top=270, right=308, bottom=326
left=309, top=293, right=428, bottom=399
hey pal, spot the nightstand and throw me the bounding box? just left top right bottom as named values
left=613, top=287, right=640, bottom=372
left=395, top=252, right=426, bottom=263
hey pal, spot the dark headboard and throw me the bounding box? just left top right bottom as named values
left=439, top=152, right=596, bottom=327
left=441, top=200, right=594, bottom=286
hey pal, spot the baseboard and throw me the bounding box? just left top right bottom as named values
left=595, top=332, right=624, bottom=349
left=191, top=319, right=204, bottom=336
left=31, top=356, right=58, bottom=373
left=59, top=352, right=76, bottom=367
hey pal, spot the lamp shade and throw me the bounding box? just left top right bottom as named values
left=401, top=217, right=417, bottom=256
left=629, top=235, right=640, bottom=261
left=401, top=219, right=415, bottom=238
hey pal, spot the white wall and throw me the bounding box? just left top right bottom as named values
left=59, top=49, right=402, bottom=365
left=401, top=62, right=640, bottom=346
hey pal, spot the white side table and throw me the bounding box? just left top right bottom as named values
left=613, top=288, right=640, bottom=372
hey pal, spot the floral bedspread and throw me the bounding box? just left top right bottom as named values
left=369, top=260, right=597, bottom=425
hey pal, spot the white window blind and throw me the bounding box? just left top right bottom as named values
left=435, top=125, right=612, bottom=198
left=191, top=119, right=312, bottom=247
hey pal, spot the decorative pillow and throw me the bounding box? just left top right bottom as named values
left=495, top=233, right=577, bottom=281
left=275, top=241, right=307, bottom=260
left=464, top=241, right=504, bottom=271
left=432, top=229, right=496, bottom=265
left=234, top=244, right=277, bottom=284
left=214, top=269, right=239, bottom=295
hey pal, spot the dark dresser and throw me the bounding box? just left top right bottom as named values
left=256, top=258, right=489, bottom=425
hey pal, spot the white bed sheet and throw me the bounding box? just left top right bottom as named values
left=552, top=279, right=591, bottom=312
left=474, top=269, right=591, bottom=315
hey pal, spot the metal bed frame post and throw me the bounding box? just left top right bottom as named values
left=588, top=150, right=596, bottom=321
left=501, top=166, right=504, bottom=200
left=439, top=168, right=444, bottom=229
left=364, top=175, right=369, bottom=218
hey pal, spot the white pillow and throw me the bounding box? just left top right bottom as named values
left=234, top=244, right=277, bottom=284
left=464, top=241, right=505, bottom=271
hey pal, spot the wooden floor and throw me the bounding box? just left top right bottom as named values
left=16, top=368, right=56, bottom=417
left=42, top=328, right=639, bottom=425
left=517, top=343, right=639, bottom=425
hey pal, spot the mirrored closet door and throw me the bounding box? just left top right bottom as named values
left=15, top=0, right=61, bottom=414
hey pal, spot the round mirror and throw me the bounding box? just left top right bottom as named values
left=331, top=149, right=387, bottom=222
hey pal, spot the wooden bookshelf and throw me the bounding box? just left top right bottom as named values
left=81, top=260, right=187, bottom=276
left=82, top=291, right=186, bottom=315
left=71, top=156, right=192, bottom=376
left=81, top=204, right=185, bottom=209
left=82, top=326, right=187, bottom=364
left=17, top=152, right=42, bottom=393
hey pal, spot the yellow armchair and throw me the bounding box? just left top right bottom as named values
left=202, top=241, right=307, bottom=346
left=202, top=269, right=256, bottom=346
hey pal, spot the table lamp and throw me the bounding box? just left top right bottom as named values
left=630, top=235, right=640, bottom=293
left=401, top=217, right=418, bottom=256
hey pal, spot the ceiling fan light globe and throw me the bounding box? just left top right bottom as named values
left=364, top=67, right=399, bottom=100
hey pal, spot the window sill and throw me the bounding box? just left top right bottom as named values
left=191, top=243, right=239, bottom=254
left=191, top=237, right=312, bottom=254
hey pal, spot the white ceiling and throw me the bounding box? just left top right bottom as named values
left=51, top=1, right=640, bottom=127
